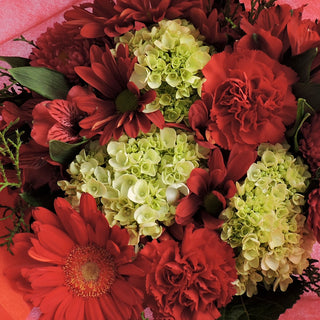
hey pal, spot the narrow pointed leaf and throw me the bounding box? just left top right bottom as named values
left=9, top=67, right=70, bottom=99
left=49, top=139, right=88, bottom=165
left=0, top=56, right=30, bottom=68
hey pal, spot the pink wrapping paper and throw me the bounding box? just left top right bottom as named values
left=0, top=1, right=320, bottom=319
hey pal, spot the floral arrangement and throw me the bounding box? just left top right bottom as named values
left=1, top=0, right=320, bottom=319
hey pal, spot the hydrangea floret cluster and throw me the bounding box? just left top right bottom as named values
left=220, top=143, right=315, bottom=297
left=58, top=127, right=209, bottom=244
left=117, top=19, right=212, bottom=124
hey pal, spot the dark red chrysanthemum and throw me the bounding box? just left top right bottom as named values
left=75, top=43, right=164, bottom=144
left=5, top=193, right=146, bottom=320
left=140, top=224, right=237, bottom=320
left=175, top=145, right=256, bottom=227
left=30, top=22, right=91, bottom=83
left=65, top=0, right=200, bottom=38
left=299, top=112, right=320, bottom=173
left=307, top=188, right=320, bottom=243
left=31, top=86, right=88, bottom=147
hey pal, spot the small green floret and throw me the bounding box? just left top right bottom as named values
left=220, top=143, right=314, bottom=297
left=58, top=127, right=209, bottom=244
left=117, top=19, right=213, bottom=124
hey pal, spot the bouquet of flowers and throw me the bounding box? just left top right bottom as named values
left=1, top=0, right=320, bottom=319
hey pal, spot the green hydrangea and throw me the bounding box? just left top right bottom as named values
left=220, top=143, right=315, bottom=297
left=116, top=19, right=212, bottom=124
left=58, top=127, right=209, bottom=244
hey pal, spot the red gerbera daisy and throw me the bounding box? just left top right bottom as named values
left=75, top=43, right=164, bottom=144
left=5, top=193, right=146, bottom=320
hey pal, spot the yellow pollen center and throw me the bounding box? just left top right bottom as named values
left=63, top=244, right=116, bottom=298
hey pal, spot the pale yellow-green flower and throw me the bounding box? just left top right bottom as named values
left=116, top=19, right=212, bottom=124
left=58, top=127, right=209, bottom=244
left=220, top=143, right=314, bottom=297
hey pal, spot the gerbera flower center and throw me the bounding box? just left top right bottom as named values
left=63, top=244, right=116, bottom=298
left=115, top=89, right=138, bottom=113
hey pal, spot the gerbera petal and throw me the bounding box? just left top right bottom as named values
left=84, top=298, right=105, bottom=320
left=39, top=286, right=70, bottom=317
left=94, top=216, right=110, bottom=247
left=64, top=296, right=85, bottom=320
left=117, top=263, right=145, bottom=277
left=79, top=193, right=100, bottom=226
left=54, top=198, right=89, bottom=246
left=110, top=225, right=130, bottom=247
left=99, top=295, right=121, bottom=320
left=111, top=278, right=140, bottom=305
left=32, top=207, right=62, bottom=229
left=37, top=224, right=74, bottom=257
left=29, top=239, right=66, bottom=265
left=28, top=267, right=64, bottom=289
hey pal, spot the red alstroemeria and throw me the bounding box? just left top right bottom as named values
left=175, top=144, right=256, bottom=227
left=31, top=86, right=88, bottom=147
left=5, top=193, right=146, bottom=320
left=75, top=44, right=165, bottom=145
left=0, top=99, right=40, bottom=130
left=19, top=140, right=63, bottom=192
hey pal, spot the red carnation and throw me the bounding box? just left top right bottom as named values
left=140, top=224, right=237, bottom=320
left=299, top=112, right=320, bottom=173
left=30, top=22, right=91, bottom=83
left=5, top=193, right=146, bottom=320
left=75, top=44, right=164, bottom=144
left=196, top=49, right=297, bottom=150
left=307, top=188, right=320, bottom=243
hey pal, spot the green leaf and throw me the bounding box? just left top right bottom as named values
left=218, top=279, right=304, bottom=320
left=0, top=56, right=30, bottom=68
left=293, top=82, right=320, bottom=111
left=286, top=98, right=313, bottom=152
left=286, top=47, right=318, bottom=82
left=9, top=66, right=70, bottom=99
left=49, top=139, right=88, bottom=165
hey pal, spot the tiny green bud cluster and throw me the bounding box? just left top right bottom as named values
left=220, top=143, right=314, bottom=297
left=58, top=127, right=209, bottom=244
left=117, top=19, right=212, bottom=124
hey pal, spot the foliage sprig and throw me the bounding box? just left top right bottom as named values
left=0, top=119, right=23, bottom=192
left=248, top=0, right=277, bottom=23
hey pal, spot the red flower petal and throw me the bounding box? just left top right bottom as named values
left=37, top=224, right=74, bottom=257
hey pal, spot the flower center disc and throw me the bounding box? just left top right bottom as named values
left=115, top=89, right=138, bottom=113
left=63, top=244, right=116, bottom=298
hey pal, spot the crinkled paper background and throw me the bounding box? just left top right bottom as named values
left=0, top=1, right=319, bottom=319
